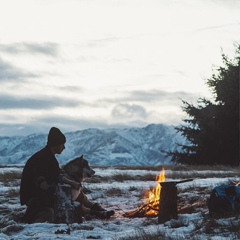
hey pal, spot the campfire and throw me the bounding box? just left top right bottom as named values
left=125, top=169, right=194, bottom=220
left=146, top=168, right=166, bottom=217
left=125, top=168, right=166, bottom=218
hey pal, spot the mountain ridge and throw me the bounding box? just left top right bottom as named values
left=0, top=124, right=183, bottom=166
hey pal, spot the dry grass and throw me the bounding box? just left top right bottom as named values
left=1, top=164, right=240, bottom=239
left=105, top=188, right=124, bottom=197
left=0, top=171, right=22, bottom=183
left=1, top=224, right=24, bottom=236
left=90, top=165, right=240, bottom=183
left=116, top=228, right=195, bottom=240
left=5, top=188, right=20, bottom=198
left=96, top=164, right=240, bottom=172
left=87, top=173, right=158, bottom=183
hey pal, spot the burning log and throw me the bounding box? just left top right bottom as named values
left=124, top=173, right=194, bottom=222
left=124, top=204, right=148, bottom=218
left=124, top=169, right=166, bottom=218
left=124, top=203, right=159, bottom=218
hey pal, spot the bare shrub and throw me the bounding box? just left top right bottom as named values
left=105, top=188, right=124, bottom=197
left=128, top=186, right=138, bottom=192
left=94, top=164, right=240, bottom=174
left=1, top=224, right=24, bottom=236
left=116, top=228, right=189, bottom=240
left=111, top=173, right=137, bottom=182
left=5, top=188, right=20, bottom=198
left=0, top=171, right=22, bottom=183
left=141, top=173, right=157, bottom=181
left=168, top=217, right=189, bottom=228
left=86, top=175, right=104, bottom=183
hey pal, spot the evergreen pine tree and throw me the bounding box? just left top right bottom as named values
left=169, top=45, right=239, bottom=166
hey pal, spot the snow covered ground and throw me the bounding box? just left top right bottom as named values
left=0, top=165, right=240, bottom=240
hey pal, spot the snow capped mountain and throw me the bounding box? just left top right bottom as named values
left=0, top=124, right=184, bottom=166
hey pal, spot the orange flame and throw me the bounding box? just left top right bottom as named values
left=146, top=168, right=166, bottom=216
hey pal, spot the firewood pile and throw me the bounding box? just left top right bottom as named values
left=124, top=199, right=206, bottom=218
left=124, top=202, right=159, bottom=218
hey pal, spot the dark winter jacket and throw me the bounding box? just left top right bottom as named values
left=20, top=146, right=61, bottom=207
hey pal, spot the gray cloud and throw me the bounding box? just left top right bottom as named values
left=58, top=85, right=85, bottom=93
left=112, top=103, right=147, bottom=119
left=0, top=58, right=36, bottom=82
left=0, top=116, right=129, bottom=136
left=96, top=90, right=199, bottom=106
left=0, top=89, right=199, bottom=136
left=129, top=90, right=199, bottom=104
left=34, top=115, right=117, bottom=133
left=0, top=42, right=59, bottom=56
left=0, top=93, right=80, bottom=110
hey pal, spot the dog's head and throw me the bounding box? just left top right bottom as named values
left=63, top=155, right=95, bottom=182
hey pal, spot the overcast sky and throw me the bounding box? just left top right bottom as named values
left=0, top=0, right=239, bottom=136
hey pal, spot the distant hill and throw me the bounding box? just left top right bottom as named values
left=0, top=124, right=184, bottom=166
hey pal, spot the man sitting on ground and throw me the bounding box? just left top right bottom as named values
left=20, top=127, right=66, bottom=223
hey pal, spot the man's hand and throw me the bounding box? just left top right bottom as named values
left=36, top=176, right=50, bottom=191
left=40, top=181, right=50, bottom=191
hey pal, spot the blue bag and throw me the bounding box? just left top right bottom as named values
left=208, top=185, right=240, bottom=217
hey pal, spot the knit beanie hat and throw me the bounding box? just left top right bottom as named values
left=47, top=127, right=66, bottom=146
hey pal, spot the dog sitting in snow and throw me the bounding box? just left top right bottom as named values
left=59, top=155, right=115, bottom=220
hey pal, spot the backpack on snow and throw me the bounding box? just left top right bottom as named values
left=208, top=185, right=240, bottom=217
